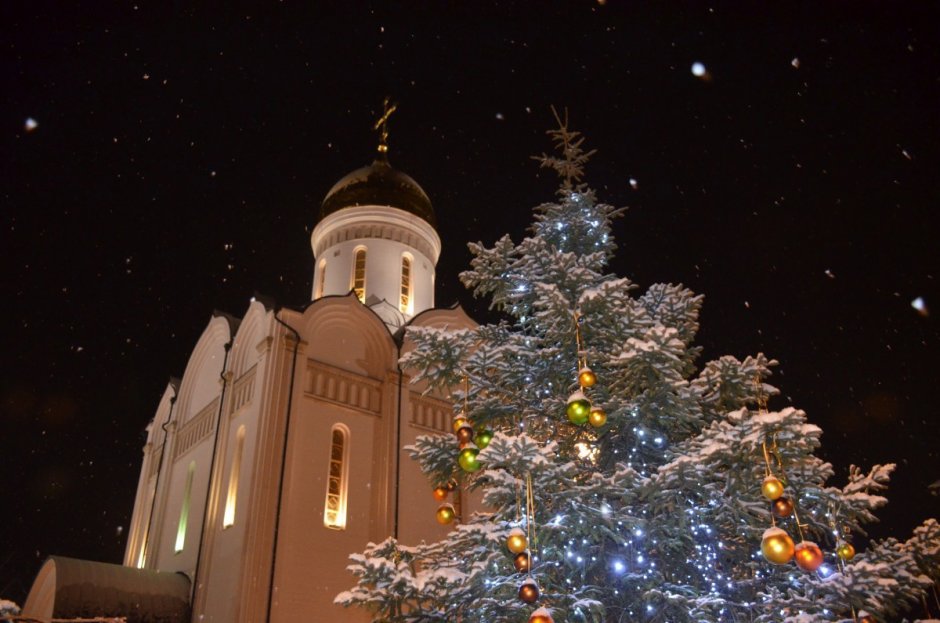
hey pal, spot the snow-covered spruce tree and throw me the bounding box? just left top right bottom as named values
left=337, top=114, right=938, bottom=622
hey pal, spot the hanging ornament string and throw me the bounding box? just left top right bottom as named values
left=827, top=502, right=859, bottom=623
left=574, top=312, right=585, bottom=371
left=526, top=471, right=537, bottom=556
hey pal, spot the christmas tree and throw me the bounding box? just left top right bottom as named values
left=336, top=112, right=939, bottom=622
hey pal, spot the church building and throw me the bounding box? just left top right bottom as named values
left=22, top=109, right=477, bottom=622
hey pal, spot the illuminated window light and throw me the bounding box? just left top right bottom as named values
left=175, top=461, right=196, bottom=553
left=315, top=259, right=327, bottom=299
left=399, top=255, right=413, bottom=314
left=324, top=424, right=350, bottom=530
left=222, top=425, right=246, bottom=528
left=351, top=248, right=367, bottom=303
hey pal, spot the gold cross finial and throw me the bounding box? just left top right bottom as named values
left=374, top=97, right=397, bottom=154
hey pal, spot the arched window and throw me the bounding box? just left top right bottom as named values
left=175, top=461, right=196, bottom=553
left=324, top=424, right=350, bottom=530
left=399, top=255, right=412, bottom=314
left=351, top=248, right=366, bottom=303
left=315, top=259, right=327, bottom=299
left=222, top=425, right=246, bottom=528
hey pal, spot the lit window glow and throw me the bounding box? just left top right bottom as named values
left=352, top=248, right=366, bottom=303
left=222, top=426, right=246, bottom=528
left=399, top=255, right=412, bottom=314
left=324, top=425, right=350, bottom=529
left=175, top=461, right=195, bottom=553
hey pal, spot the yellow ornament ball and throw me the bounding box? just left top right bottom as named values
left=436, top=503, right=456, bottom=525
left=507, top=528, right=527, bottom=554
left=452, top=415, right=468, bottom=433
left=578, top=366, right=597, bottom=388
left=836, top=541, right=856, bottom=561
left=761, top=475, right=785, bottom=500
left=794, top=541, right=824, bottom=572
left=529, top=607, right=554, bottom=623
left=432, top=487, right=448, bottom=502
left=588, top=406, right=607, bottom=427
left=761, top=526, right=795, bottom=565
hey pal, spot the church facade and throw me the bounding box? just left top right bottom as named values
left=23, top=128, right=477, bottom=622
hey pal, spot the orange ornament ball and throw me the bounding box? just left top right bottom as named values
left=761, top=526, right=795, bottom=565
left=435, top=503, right=456, bottom=525
left=506, top=528, right=527, bottom=554
left=588, top=406, right=607, bottom=428
left=836, top=542, right=856, bottom=561
left=578, top=367, right=597, bottom=388
left=529, top=607, right=554, bottom=623
left=432, top=487, right=448, bottom=502
left=794, top=541, right=824, bottom=572
left=761, top=475, right=784, bottom=501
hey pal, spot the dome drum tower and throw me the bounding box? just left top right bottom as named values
left=310, top=104, right=440, bottom=329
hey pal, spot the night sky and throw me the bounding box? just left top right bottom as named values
left=2, top=3, right=938, bottom=603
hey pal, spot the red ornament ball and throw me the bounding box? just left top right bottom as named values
left=432, top=487, right=448, bottom=502
left=794, top=541, right=824, bottom=572
left=518, top=579, right=539, bottom=604
left=771, top=496, right=794, bottom=518
left=513, top=550, right=531, bottom=572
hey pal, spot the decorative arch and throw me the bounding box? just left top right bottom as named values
left=176, top=314, right=232, bottom=423
left=229, top=300, right=270, bottom=378
left=299, top=294, right=398, bottom=380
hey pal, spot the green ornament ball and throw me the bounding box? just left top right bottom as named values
left=476, top=429, right=494, bottom=450
left=566, top=390, right=591, bottom=425
left=458, top=447, right=481, bottom=472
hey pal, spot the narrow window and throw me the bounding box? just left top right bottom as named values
left=324, top=425, right=350, bottom=530
left=399, top=255, right=412, bottom=314
left=175, top=461, right=195, bottom=553
left=222, top=425, right=246, bottom=528
left=352, top=248, right=366, bottom=303
left=315, top=259, right=327, bottom=299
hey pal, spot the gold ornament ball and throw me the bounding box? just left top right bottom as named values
left=476, top=429, right=493, bottom=450
left=432, top=487, right=448, bottom=502
left=513, top=550, right=531, bottom=572
left=836, top=542, right=856, bottom=561
left=435, top=503, right=455, bottom=525
left=578, top=366, right=597, bottom=388
left=794, top=541, right=824, bottom=572
left=761, top=475, right=785, bottom=501
left=507, top=528, right=527, bottom=554
left=458, top=446, right=481, bottom=473
left=761, top=526, right=795, bottom=565
left=456, top=424, right=475, bottom=445
left=529, top=608, right=554, bottom=623
left=518, top=580, right=540, bottom=604
left=771, top=496, right=794, bottom=518
left=452, top=415, right=468, bottom=433
left=588, top=406, right=607, bottom=428
left=566, top=390, right=591, bottom=425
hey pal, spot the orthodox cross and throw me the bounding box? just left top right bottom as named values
left=374, top=97, right=398, bottom=154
